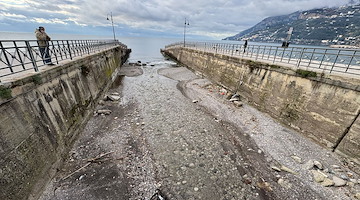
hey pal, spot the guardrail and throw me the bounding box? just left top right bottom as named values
left=0, top=39, right=127, bottom=79
left=165, top=42, right=360, bottom=77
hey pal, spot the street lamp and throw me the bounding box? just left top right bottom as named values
left=183, top=18, right=189, bottom=47
left=107, top=12, right=116, bottom=41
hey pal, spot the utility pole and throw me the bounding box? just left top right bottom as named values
left=107, top=12, right=116, bottom=41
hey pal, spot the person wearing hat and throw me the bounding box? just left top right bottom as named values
left=35, top=26, right=54, bottom=65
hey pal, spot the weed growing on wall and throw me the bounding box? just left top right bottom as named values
left=296, top=69, right=317, bottom=78
left=0, top=85, right=12, bottom=99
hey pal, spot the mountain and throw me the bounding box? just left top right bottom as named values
left=224, top=4, right=360, bottom=46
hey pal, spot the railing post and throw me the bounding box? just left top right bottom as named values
left=330, top=50, right=340, bottom=73
left=267, top=46, right=272, bottom=60
left=346, top=50, right=356, bottom=72
left=0, top=41, right=14, bottom=73
left=25, top=41, right=38, bottom=72
left=255, top=45, right=260, bottom=60
left=288, top=47, right=294, bottom=63
left=273, top=47, right=279, bottom=63
left=231, top=44, right=235, bottom=56
left=306, top=48, right=316, bottom=67
left=297, top=48, right=305, bottom=68
left=67, top=40, right=73, bottom=60
left=13, top=41, right=26, bottom=70
left=319, top=49, right=327, bottom=69
left=51, top=41, right=59, bottom=64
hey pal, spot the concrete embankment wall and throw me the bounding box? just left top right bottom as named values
left=162, top=47, right=360, bottom=165
left=0, top=46, right=130, bottom=200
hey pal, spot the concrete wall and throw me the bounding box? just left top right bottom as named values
left=0, top=46, right=130, bottom=200
left=162, top=47, right=360, bottom=164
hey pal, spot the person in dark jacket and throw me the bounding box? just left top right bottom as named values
left=35, top=26, right=54, bottom=65
left=243, top=40, right=248, bottom=53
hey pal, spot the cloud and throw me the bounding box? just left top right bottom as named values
left=0, top=0, right=355, bottom=39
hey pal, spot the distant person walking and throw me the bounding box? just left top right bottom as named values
left=35, top=26, right=54, bottom=65
left=243, top=40, right=248, bottom=53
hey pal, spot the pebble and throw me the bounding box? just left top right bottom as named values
left=182, top=181, right=187, bottom=184
left=333, top=176, right=347, bottom=187
left=312, top=170, right=326, bottom=183
left=291, top=155, right=302, bottom=163
left=321, top=178, right=334, bottom=187
left=355, top=193, right=360, bottom=200
left=189, top=163, right=195, bottom=168
left=303, top=160, right=314, bottom=170
left=340, top=174, right=349, bottom=181
left=271, top=166, right=281, bottom=172
left=313, top=160, right=323, bottom=170
left=280, top=165, right=298, bottom=174
left=194, top=187, right=199, bottom=191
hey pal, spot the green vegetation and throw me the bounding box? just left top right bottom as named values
left=31, top=75, right=42, bottom=85
left=0, top=85, right=12, bottom=99
left=295, top=69, right=317, bottom=78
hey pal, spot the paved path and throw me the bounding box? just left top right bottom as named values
left=38, top=60, right=359, bottom=200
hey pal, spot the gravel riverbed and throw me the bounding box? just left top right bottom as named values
left=38, top=61, right=359, bottom=200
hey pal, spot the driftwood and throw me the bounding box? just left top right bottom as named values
left=59, top=151, right=114, bottom=181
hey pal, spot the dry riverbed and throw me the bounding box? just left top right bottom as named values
left=38, top=61, right=359, bottom=200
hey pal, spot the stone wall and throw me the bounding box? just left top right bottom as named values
left=162, top=47, right=360, bottom=164
left=0, top=46, right=130, bottom=200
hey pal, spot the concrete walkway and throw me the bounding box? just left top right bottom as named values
left=38, top=60, right=359, bottom=200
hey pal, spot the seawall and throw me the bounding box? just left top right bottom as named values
left=0, top=46, right=130, bottom=200
left=162, top=47, right=360, bottom=166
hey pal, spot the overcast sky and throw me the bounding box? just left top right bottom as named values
left=0, top=0, right=356, bottom=40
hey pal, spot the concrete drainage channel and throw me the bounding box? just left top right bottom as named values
left=38, top=61, right=359, bottom=200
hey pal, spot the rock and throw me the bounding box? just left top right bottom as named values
left=278, top=178, right=292, bottom=189
left=271, top=166, right=281, bottom=172
left=311, top=170, right=326, bottom=183
left=229, top=98, right=240, bottom=102
left=194, top=187, right=199, bottom=191
left=333, top=176, right=347, bottom=187
left=355, top=193, right=360, bottom=200
left=97, top=109, right=112, bottom=115
left=111, top=92, right=120, bottom=96
left=347, top=182, right=355, bottom=187
left=233, top=101, right=243, bottom=107
left=331, top=165, right=341, bottom=169
left=108, top=95, right=121, bottom=101
left=192, top=100, right=199, bottom=103
left=350, top=179, right=357, bottom=184
left=229, top=94, right=240, bottom=102
left=340, top=174, right=349, bottom=181
left=291, top=155, right=302, bottom=163
left=280, top=165, right=298, bottom=175
left=321, top=178, right=334, bottom=187
left=313, top=160, right=323, bottom=170
left=303, top=160, right=314, bottom=170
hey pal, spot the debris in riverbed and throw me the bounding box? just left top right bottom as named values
left=96, top=109, right=112, bottom=115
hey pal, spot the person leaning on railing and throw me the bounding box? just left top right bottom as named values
left=35, top=26, right=55, bottom=65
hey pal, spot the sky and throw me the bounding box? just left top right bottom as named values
left=0, top=0, right=357, bottom=40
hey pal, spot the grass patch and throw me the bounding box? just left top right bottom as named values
left=296, top=69, right=317, bottom=78
left=31, top=75, right=42, bottom=85
left=0, top=85, right=12, bottom=99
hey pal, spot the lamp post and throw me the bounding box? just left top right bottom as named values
left=183, top=18, right=189, bottom=47
left=107, top=12, right=116, bottom=41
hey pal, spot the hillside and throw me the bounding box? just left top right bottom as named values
left=224, top=4, right=360, bottom=46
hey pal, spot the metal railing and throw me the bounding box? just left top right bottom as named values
left=165, top=42, right=360, bottom=77
left=0, top=39, right=127, bottom=79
